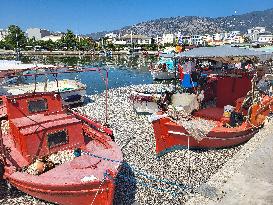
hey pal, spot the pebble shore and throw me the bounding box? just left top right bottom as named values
left=0, top=84, right=271, bottom=205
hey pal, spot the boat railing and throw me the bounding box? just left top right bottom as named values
left=68, top=109, right=113, bottom=138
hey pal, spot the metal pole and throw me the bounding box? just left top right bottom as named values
left=174, top=57, right=177, bottom=92
left=34, top=74, right=37, bottom=93
left=105, top=70, right=109, bottom=125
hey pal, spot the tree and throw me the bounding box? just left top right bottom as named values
left=243, top=36, right=251, bottom=43
left=0, top=40, right=5, bottom=49
left=4, top=25, right=27, bottom=50
left=60, top=30, right=77, bottom=50
left=77, top=37, right=95, bottom=51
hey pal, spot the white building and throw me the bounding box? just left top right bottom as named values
left=213, top=33, right=223, bottom=41
left=230, top=30, right=241, bottom=35
left=41, top=35, right=62, bottom=42
left=105, top=32, right=117, bottom=39
left=0, top=29, right=8, bottom=41
left=247, top=27, right=266, bottom=34
left=161, top=34, right=175, bottom=45
left=26, top=28, right=50, bottom=40
left=112, top=39, right=127, bottom=45
left=191, top=35, right=204, bottom=46
left=257, top=32, right=273, bottom=43
left=121, top=34, right=152, bottom=45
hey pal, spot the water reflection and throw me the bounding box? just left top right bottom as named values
left=19, top=54, right=159, bottom=71
left=3, top=54, right=160, bottom=95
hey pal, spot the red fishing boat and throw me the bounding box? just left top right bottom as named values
left=150, top=69, right=273, bottom=156
left=0, top=91, right=122, bottom=205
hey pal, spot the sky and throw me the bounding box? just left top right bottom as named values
left=1, top=0, right=273, bottom=34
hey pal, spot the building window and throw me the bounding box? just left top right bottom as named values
left=28, top=98, right=48, bottom=113
left=47, top=130, right=68, bottom=148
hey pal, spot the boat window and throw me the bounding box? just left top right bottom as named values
left=0, top=98, right=3, bottom=106
left=47, top=130, right=68, bottom=148
left=28, top=99, right=48, bottom=113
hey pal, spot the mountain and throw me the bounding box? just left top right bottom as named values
left=88, top=8, right=273, bottom=39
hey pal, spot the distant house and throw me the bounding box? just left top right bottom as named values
left=246, top=27, right=267, bottom=42
left=105, top=33, right=117, bottom=39
left=257, top=32, right=273, bottom=44
left=41, top=35, right=62, bottom=42
left=247, top=27, right=266, bottom=34
left=112, top=39, right=127, bottom=45
left=121, top=34, right=152, bottom=45
left=191, top=35, right=205, bottom=46
left=0, top=29, right=8, bottom=41
left=26, top=28, right=50, bottom=40
left=161, top=34, right=175, bottom=45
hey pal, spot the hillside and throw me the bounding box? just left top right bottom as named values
left=88, top=8, right=273, bottom=39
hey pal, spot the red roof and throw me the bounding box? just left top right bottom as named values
left=11, top=113, right=80, bottom=135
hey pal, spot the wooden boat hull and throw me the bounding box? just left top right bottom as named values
left=8, top=174, right=115, bottom=205
left=151, top=117, right=258, bottom=156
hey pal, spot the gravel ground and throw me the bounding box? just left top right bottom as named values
left=0, top=84, right=270, bottom=205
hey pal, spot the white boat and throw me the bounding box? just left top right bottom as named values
left=151, top=70, right=176, bottom=80
left=151, top=53, right=177, bottom=80
left=130, top=91, right=161, bottom=114
left=0, top=60, right=86, bottom=106
left=2, top=79, right=86, bottom=106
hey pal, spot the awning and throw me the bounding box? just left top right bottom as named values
left=176, top=46, right=273, bottom=59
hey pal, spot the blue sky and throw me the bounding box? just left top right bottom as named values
left=1, top=0, right=273, bottom=34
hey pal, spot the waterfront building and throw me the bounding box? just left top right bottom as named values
left=246, top=27, right=267, bottom=42
left=247, top=27, right=266, bottom=34
left=41, top=35, right=62, bottom=42
left=26, top=28, right=50, bottom=40
left=191, top=35, right=205, bottom=46
left=121, top=34, right=152, bottom=45
left=112, top=39, right=127, bottom=45
left=257, top=32, right=273, bottom=44
left=161, top=34, right=175, bottom=45
left=105, top=32, right=117, bottom=39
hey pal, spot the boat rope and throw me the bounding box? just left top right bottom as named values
left=90, top=171, right=107, bottom=205
left=106, top=172, right=183, bottom=197
left=80, top=151, right=191, bottom=195
left=187, top=135, right=191, bottom=191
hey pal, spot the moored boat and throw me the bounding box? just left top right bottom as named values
left=0, top=60, right=87, bottom=106
left=0, top=91, right=122, bottom=205
left=150, top=53, right=177, bottom=80
left=150, top=67, right=273, bottom=156
left=2, top=79, right=87, bottom=106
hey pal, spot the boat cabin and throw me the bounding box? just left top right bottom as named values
left=3, top=92, right=85, bottom=164
left=194, top=72, right=253, bottom=121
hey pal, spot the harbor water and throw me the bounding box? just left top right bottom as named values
left=6, top=55, right=161, bottom=95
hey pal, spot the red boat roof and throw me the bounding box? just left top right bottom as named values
left=11, top=113, right=80, bottom=135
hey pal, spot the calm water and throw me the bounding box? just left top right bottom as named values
left=2, top=55, right=159, bottom=95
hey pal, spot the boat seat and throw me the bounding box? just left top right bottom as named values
left=193, top=107, right=224, bottom=121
